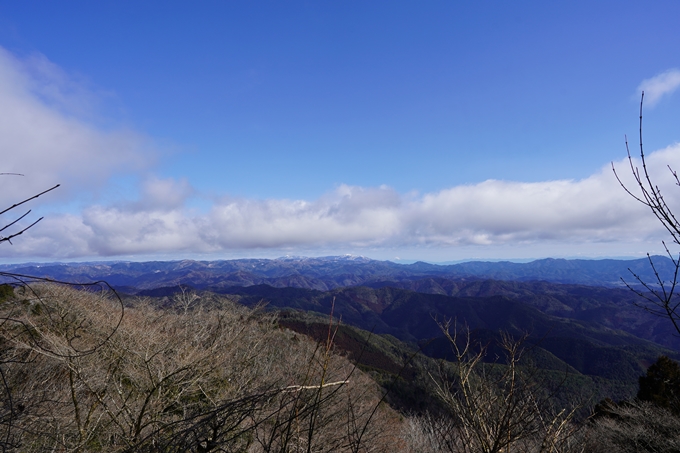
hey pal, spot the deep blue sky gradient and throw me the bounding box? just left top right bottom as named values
left=3, top=2, right=678, bottom=198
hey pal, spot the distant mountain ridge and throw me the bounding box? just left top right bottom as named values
left=0, top=255, right=675, bottom=291
left=4, top=255, right=678, bottom=404
left=4, top=255, right=678, bottom=351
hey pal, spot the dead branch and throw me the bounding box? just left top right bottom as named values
left=613, top=93, right=680, bottom=336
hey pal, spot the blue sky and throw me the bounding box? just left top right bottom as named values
left=0, top=1, right=680, bottom=262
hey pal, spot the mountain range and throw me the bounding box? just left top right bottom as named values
left=4, top=255, right=680, bottom=405
left=1, top=254, right=676, bottom=290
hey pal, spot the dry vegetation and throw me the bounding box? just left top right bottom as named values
left=402, top=323, right=585, bottom=453
left=0, top=284, right=400, bottom=452
left=1, top=283, right=680, bottom=452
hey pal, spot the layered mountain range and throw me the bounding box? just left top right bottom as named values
left=1, top=254, right=675, bottom=290
left=3, top=254, right=678, bottom=404
left=2, top=255, right=677, bottom=350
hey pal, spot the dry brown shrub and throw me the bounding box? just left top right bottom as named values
left=0, top=284, right=402, bottom=452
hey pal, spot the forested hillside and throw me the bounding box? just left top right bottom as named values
left=3, top=282, right=680, bottom=452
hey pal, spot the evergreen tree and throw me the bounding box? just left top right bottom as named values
left=638, top=356, right=680, bottom=415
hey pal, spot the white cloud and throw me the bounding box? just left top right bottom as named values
left=136, top=176, right=194, bottom=211
left=3, top=145, right=680, bottom=260
left=0, top=47, right=156, bottom=208
left=637, top=69, right=680, bottom=107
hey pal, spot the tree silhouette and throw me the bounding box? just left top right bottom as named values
left=614, top=92, right=680, bottom=336
left=638, top=355, right=680, bottom=415
left=0, top=176, right=59, bottom=245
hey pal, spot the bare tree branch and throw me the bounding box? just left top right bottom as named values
left=0, top=183, right=60, bottom=217
left=613, top=92, right=680, bottom=336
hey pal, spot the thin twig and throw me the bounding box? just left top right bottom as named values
left=0, top=184, right=60, bottom=217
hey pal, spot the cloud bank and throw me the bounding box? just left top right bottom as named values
left=5, top=146, right=679, bottom=260
left=0, top=46, right=679, bottom=261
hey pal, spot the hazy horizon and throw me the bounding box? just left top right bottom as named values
left=0, top=253, right=652, bottom=268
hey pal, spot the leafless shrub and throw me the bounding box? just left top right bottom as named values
left=408, top=322, right=584, bottom=453
left=401, top=412, right=458, bottom=453
left=585, top=400, right=680, bottom=453
left=0, top=285, right=400, bottom=452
